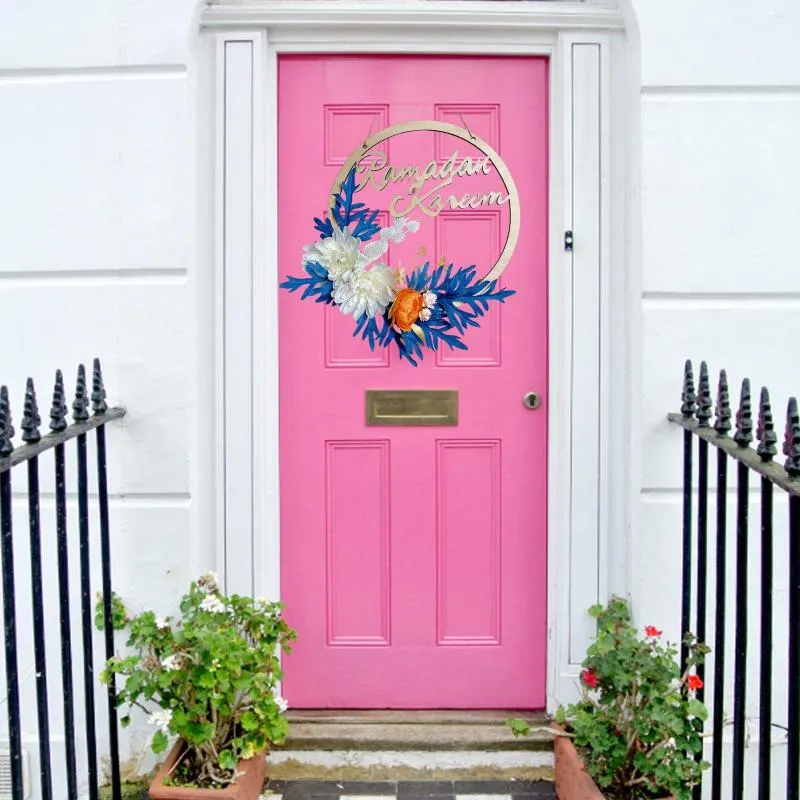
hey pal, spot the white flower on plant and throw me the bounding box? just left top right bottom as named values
left=199, top=594, right=227, bottom=614
left=275, top=694, right=288, bottom=713
left=197, top=571, right=220, bottom=594
left=332, top=263, right=397, bottom=320
left=155, top=616, right=170, bottom=631
left=161, top=654, right=182, bottom=671
left=147, top=709, right=173, bottom=733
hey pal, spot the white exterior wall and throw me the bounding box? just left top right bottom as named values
left=629, top=0, right=800, bottom=794
left=0, top=2, right=206, bottom=794
left=0, top=0, right=799, bottom=796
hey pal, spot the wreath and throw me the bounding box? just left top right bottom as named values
left=280, top=167, right=515, bottom=366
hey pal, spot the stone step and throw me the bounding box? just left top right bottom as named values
left=280, top=722, right=552, bottom=752
left=267, top=712, right=555, bottom=782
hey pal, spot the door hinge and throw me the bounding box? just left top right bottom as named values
left=564, top=230, right=574, bottom=252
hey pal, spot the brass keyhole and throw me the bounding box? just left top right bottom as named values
left=522, top=392, right=542, bottom=410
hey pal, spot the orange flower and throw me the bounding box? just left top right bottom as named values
left=388, top=288, right=425, bottom=332
left=687, top=674, right=703, bottom=691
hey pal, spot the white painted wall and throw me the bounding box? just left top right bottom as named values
left=1, top=0, right=799, bottom=796
left=0, top=1, right=205, bottom=795
left=627, top=0, right=800, bottom=794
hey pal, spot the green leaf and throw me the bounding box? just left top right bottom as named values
left=219, top=749, right=237, bottom=771
left=151, top=730, right=168, bottom=754
left=241, top=711, right=259, bottom=732
left=120, top=715, right=131, bottom=729
left=687, top=699, right=709, bottom=721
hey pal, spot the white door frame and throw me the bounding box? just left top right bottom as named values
left=199, top=0, right=630, bottom=710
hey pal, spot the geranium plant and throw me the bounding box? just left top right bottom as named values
left=99, top=573, right=296, bottom=789
left=510, top=597, right=710, bottom=800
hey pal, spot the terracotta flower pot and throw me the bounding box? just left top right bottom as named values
left=149, top=741, right=266, bottom=800
left=552, top=724, right=673, bottom=800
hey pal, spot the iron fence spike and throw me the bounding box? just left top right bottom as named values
left=734, top=378, right=753, bottom=448
left=91, top=358, right=107, bottom=415
left=784, top=397, right=800, bottom=477
left=72, top=365, right=89, bottom=423
left=696, top=360, right=712, bottom=428
left=757, top=386, right=778, bottom=462
left=714, top=368, right=732, bottom=436
left=0, top=386, right=14, bottom=457
left=21, top=378, right=42, bottom=445
left=49, top=370, right=69, bottom=433
left=681, top=359, right=696, bottom=417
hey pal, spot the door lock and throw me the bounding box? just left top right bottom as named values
left=522, top=392, right=543, bottom=410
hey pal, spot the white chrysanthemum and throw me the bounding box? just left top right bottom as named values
left=423, top=290, right=437, bottom=308
left=418, top=308, right=432, bottom=322
left=275, top=695, right=288, bottom=713
left=147, top=708, right=172, bottom=733
left=303, top=226, right=369, bottom=284
left=332, top=264, right=397, bottom=320
left=155, top=616, right=169, bottom=631
left=199, top=594, right=227, bottom=614
left=161, top=654, right=181, bottom=671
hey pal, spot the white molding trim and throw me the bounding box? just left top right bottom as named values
left=205, top=2, right=628, bottom=711
left=202, top=1, right=626, bottom=32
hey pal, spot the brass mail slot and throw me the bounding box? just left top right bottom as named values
left=366, top=389, right=458, bottom=427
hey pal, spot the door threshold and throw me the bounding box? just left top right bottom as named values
left=286, top=710, right=547, bottom=725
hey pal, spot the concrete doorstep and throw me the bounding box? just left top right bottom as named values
left=268, top=712, right=555, bottom=782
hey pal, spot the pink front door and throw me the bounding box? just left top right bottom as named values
left=278, top=55, right=549, bottom=708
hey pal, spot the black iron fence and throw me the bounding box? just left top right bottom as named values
left=0, top=360, right=124, bottom=800
left=670, top=359, right=800, bottom=800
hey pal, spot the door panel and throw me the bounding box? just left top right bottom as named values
left=278, top=55, right=549, bottom=708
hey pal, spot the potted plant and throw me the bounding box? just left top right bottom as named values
left=510, top=597, right=710, bottom=800
left=100, top=572, right=296, bottom=799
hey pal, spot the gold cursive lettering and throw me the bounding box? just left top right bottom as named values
left=354, top=148, right=506, bottom=219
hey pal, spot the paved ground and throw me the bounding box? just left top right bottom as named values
left=264, top=779, right=556, bottom=800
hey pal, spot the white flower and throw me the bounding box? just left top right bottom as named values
left=199, top=594, right=227, bottom=614
left=197, top=571, right=220, bottom=594
left=418, top=308, right=432, bottom=322
left=332, top=263, right=397, bottom=320
left=275, top=695, right=288, bottom=713
left=379, top=216, right=420, bottom=244
left=666, top=738, right=676, bottom=749
left=155, top=616, right=169, bottom=631
left=423, top=291, right=437, bottom=309
left=147, top=709, right=173, bottom=733
left=303, top=226, right=370, bottom=285
left=161, top=654, right=181, bottom=671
